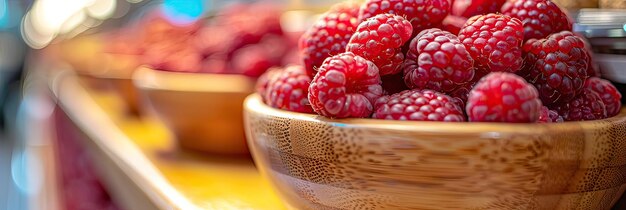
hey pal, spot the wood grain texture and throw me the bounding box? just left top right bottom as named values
left=244, top=94, right=626, bottom=210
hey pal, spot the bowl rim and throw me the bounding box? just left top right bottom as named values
left=73, top=53, right=142, bottom=80
left=244, top=93, right=626, bottom=134
left=133, top=66, right=256, bottom=93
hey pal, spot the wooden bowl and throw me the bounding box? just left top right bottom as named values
left=97, top=53, right=143, bottom=115
left=67, top=52, right=143, bottom=115
left=244, top=94, right=626, bottom=210
left=133, top=67, right=255, bottom=155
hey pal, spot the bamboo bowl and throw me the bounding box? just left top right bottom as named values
left=244, top=93, right=626, bottom=210
left=133, top=67, right=255, bottom=155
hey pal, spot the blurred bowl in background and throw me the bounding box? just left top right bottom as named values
left=53, top=35, right=144, bottom=115
left=133, top=67, right=254, bottom=155
left=244, top=94, right=626, bottom=210
left=95, top=53, right=143, bottom=116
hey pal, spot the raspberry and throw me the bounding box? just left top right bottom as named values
left=501, top=0, right=572, bottom=40
left=551, top=89, right=607, bottom=121
left=308, top=52, right=384, bottom=118
left=584, top=77, right=622, bottom=117
left=452, top=0, right=507, bottom=18
left=230, top=45, right=274, bottom=77
left=519, top=31, right=590, bottom=105
left=265, top=66, right=314, bottom=113
left=215, top=3, right=284, bottom=52
left=403, top=28, right=475, bottom=94
left=458, top=14, right=524, bottom=73
left=232, top=34, right=289, bottom=76
left=466, top=72, right=543, bottom=123
left=373, top=89, right=466, bottom=121
left=439, top=15, right=468, bottom=35
left=538, top=106, right=564, bottom=123
left=299, top=2, right=360, bottom=75
left=346, top=14, right=413, bottom=76
left=358, top=0, right=450, bottom=35
left=256, top=67, right=283, bottom=103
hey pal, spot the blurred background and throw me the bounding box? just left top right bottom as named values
left=0, top=0, right=625, bottom=210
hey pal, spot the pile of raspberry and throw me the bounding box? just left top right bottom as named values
left=106, top=3, right=296, bottom=77
left=258, top=0, right=622, bottom=123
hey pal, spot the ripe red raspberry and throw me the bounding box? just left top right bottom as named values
left=403, top=28, right=475, bottom=94
left=439, top=15, right=467, bottom=35
left=501, top=0, right=572, bottom=40
left=467, top=72, right=543, bottom=122
left=538, top=106, right=564, bottom=123
left=256, top=67, right=283, bottom=103
left=308, top=52, right=384, bottom=118
left=299, top=2, right=360, bottom=75
left=551, top=89, right=607, bottom=121
left=519, top=31, right=590, bottom=105
left=452, top=0, right=507, bottom=18
left=265, top=66, right=314, bottom=113
left=358, top=0, right=450, bottom=35
left=346, top=14, right=413, bottom=76
left=585, top=77, right=622, bottom=117
left=458, top=14, right=524, bottom=73
left=373, top=89, right=466, bottom=121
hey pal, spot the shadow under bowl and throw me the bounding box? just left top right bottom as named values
left=244, top=93, right=626, bottom=210
left=134, top=67, right=255, bottom=155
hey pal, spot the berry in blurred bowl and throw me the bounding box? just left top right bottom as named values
left=129, top=3, right=306, bottom=154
